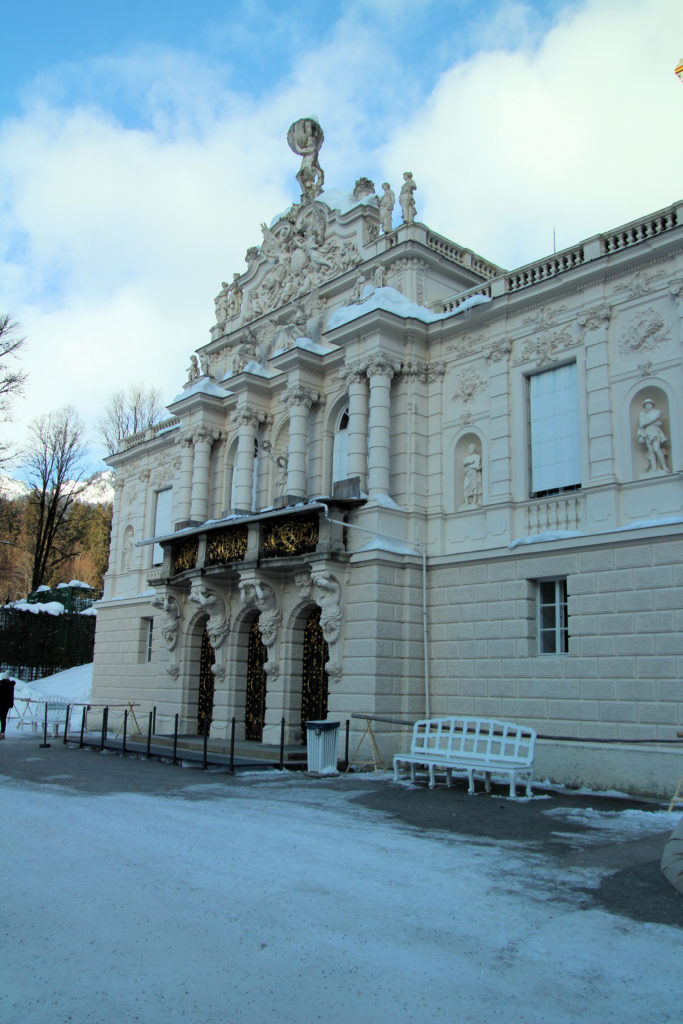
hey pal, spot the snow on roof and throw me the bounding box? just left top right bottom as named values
left=170, top=377, right=230, bottom=404
left=327, top=286, right=491, bottom=331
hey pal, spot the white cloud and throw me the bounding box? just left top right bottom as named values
left=380, top=0, right=683, bottom=268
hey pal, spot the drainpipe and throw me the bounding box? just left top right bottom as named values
left=317, top=502, right=430, bottom=718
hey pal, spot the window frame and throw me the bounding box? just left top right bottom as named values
left=537, top=577, right=569, bottom=655
left=528, top=362, right=581, bottom=499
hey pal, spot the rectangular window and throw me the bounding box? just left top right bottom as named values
left=139, top=617, right=154, bottom=663
left=537, top=578, right=568, bottom=654
left=153, top=488, right=173, bottom=565
left=529, top=363, right=581, bottom=497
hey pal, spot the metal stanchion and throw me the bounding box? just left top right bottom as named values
left=122, top=709, right=128, bottom=756
left=344, top=719, right=350, bottom=771
left=229, top=717, right=236, bottom=774
left=62, top=705, right=71, bottom=746
left=279, top=717, right=285, bottom=771
left=152, top=706, right=157, bottom=734
left=146, top=711, right=153, bottom=758
left=100, top=707, right=108, bottom=752
left=39, top=703, right=50, bottom=749
left=79, top=706, right=87, bottom=748
left=172, top=713, right=179, bottom=764
left=202, top=717, right=209, bottom=770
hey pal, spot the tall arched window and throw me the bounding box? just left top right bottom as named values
left=332, top=406, right=349, bottom=485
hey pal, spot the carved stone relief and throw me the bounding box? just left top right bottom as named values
left=619, top=307, right=671, bottom=354
left=189, top=585, right=230, bottom=650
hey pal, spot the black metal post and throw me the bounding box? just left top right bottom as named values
left=279, top=717, right=285, bottom=771
left=172, top=713, right=179, bottom=764
left=100, top=707, right=108, bottom=752
left=202, top=716, right=209, bottom=770
left=39, top=702, right=50, bottom=748
left=344, top=719, right=350, bottom=771
left=79, top=706, right=87, bottom=748
left=122, top=709, right=128, bottom=756
left=229, top=717, right=236, bottom=774
left=146, top=711, right=153, bottom=758
left=152, top=706, right=157, bottom=734
left=62, top=705, right=70, bottom=745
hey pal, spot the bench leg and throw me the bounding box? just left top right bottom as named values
left=445, top=768, right=452, bottom=788
left=467, top=769, right=475, bottom=795
left=485, top=771, right=492, bottom=794
left=428, top=764, right=435, bottom=789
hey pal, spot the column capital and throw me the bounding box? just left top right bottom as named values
left=283, top=385, right=320, bottom=410
left=340, top=362, right=368, bottom=387
left=232, top=407, right=269, bottom=430
left=577, top=304, right=612, bottom=331
left=366, top=354, right=400, bottom=380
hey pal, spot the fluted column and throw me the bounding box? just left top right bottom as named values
left=284, top=385, right=316, bottom=498
left=232, top=410, right=260, bottom=512
left=190, top=430, right=214, bottom=523
left=343, top=364, right=369, bottom=491
left=366, top=356, right=398, bottom=499
left=176, top=434, right=194, bottom=523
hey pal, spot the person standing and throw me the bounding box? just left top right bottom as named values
left=0, top=674, right=15, bottom=739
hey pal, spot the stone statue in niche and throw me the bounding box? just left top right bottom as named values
left=462, top=444, right=483, bottom=506
left=399, top=171, right=417, bottom=224
left=121, top=527, right=134, bottom=571
left=287, top=117, right=325, bottom=202
left=214, top=281, right=230, bottom=323
left=378, top=182, right=395, bottom=234
left=637, top=399, right=669, bottom=473
left=374, top=264, right=387, bottom=288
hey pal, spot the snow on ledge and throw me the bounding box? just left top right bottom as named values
left=8, top=599, right=66, bottom=616
left=327, top=286, right=490, bottom=330
left=171, top=377, right=230, bottom=403
left=509, top=530, right=585, bottom=549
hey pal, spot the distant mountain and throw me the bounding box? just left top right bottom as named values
left=0, top=469, right=115, bottom=505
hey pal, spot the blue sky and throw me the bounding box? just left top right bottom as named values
left=1, top=0, right=682, bottom=471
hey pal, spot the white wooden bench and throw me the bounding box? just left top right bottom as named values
left=14, top=699, right=70, bottom=738
left=393, top=716, right=536, bottom=797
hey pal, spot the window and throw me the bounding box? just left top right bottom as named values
left=332, top=407, right=349, bottom=484
left=537, top=579, right=568, bottom=654
left=153, top=488, right=172, bottom=565
left=529, top=363, right=581, bottom=497
left=140, top=617, right=154, bottom=663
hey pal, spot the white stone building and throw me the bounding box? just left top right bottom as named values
left=92, top=119, right=683, bottom=796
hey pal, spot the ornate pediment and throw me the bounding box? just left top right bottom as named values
left=239, top=201, right=362, bottom=325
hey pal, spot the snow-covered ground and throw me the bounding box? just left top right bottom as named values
left=1, top=666, right=681, bottom=1023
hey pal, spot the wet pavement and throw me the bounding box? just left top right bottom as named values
left=2, top=733, right=681, bottom=929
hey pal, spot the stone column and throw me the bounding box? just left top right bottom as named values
left=366, top=356, right=398, bottom=499
left=578, top=305, right=615, bottom=483
left=284, top=385, right=316, bottom=498
left=232, top=410, right=260, bottom=512
left=344, top=364, right=369, bottom=491
left=175, top=434, right=194, bottom=524
left=190, top=430, right=213, bottom=524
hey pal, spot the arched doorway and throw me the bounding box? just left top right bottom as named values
left=245, top=613, right=268, bottom=741
left=197, top=625, right=215, bottom=734
left=301, top=606, right=329, bottom=729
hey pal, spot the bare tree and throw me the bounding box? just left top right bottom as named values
left=97, top=383, right=163, bottom=454
left=0, top=314, right=28, bottom=466
left=23, top=406, right=88, bottom=591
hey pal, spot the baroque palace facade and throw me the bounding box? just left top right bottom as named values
left=92, top=118, right=683, bottom=795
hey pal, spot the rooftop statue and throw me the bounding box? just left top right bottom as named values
left=400, top=171, right=417, bottom=224
left=287, top=117, right=325, bottom=203
left=378, top=182, right=395, bottom=234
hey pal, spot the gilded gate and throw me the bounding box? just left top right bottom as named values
left=301, top=606, right=329, bottom=729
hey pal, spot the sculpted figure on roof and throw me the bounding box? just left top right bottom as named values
left=287, top=117, right=325, bottom=203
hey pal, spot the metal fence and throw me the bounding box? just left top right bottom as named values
left=0, top=608, right=96, bottom=680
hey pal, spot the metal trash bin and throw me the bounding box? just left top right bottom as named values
left=305, top=720, right=340, bottom=775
